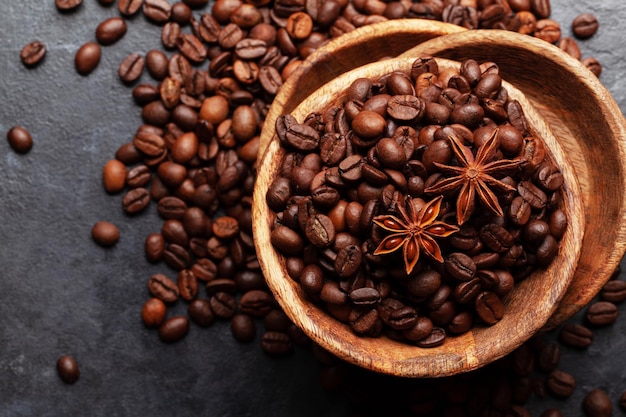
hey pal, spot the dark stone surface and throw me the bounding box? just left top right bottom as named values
left=0, top=1, right=624, bottom=416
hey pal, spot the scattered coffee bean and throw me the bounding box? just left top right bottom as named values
left=118, top=53, right=145, bottom=84
left=20, top=41, right=46, bottom=67
left=158, top=316, right=190, bottom=343
left=586, top=301, right=618, bottom=326
left=6, top=126, right=33, bottom=154
left=558, top=322, right=593, bottom=348
left=96, top=17, right=128, bottom=46
left=572, top=13, right=599, bottom=39
left=231, top=314, right=256, bottom=342
left=582, top=389, right=612, bottom=417
left=55, top=0, right=82, bottom=11
left=102, top=159, right=127, bottom=193
left=56, top=355, right=80, bottom=384
left=118, top=0, right=144, bottom=16
left=75, top=41, right=102, bottom=75
left=141, top=298, right=167, bottom=327
left=91, top=221, right=120, bottom=247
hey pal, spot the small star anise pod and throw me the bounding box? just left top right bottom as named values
left=424, top=129, right=527, bottom=225
left=372, top=196, right=459, bottom=275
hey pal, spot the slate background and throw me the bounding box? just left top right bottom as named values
left=0, top=1, right=625, bottom=416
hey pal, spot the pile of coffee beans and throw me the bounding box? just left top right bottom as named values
left=9, top=0, right=625, bottom=414
left=267, top=56, right=567, bottom=345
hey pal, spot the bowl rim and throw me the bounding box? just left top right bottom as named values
left=252, top=55, right=585, bottom=378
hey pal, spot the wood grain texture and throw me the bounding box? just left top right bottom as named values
left=252, top=56, right=584, bottom=377
left=398, top=30, right=626, bottom=329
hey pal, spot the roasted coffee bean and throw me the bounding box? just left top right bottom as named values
left=159, top=316, right=190, bottom=343
left=7, top=126, right=34, bottom=154
left=205, top=278, right=237, bottom=295
left=558, top=37, right=582, bottom=60
left=388, top=306, right=418, bottom=330
left=141, top=298, right=167, bottom=327
left=416, top=327, right=446, bottom=348
left=102, top=159, right=127, bottom=193
left=118, top=0, right=144, bottom=16
left=162, top=22, right=182, bottom=49
left=239, top=290, right=273, bottom=317
left=582, top=389, right=612, bottom=417
left=349, top=287, right=381, bottom=306
left=177, top=269, right=198, bottom=301
left=119, top=53, right=145, bottom=84
left=582, top=57, right=603, bottom=77
left=188, top=298, right=215, bottom=327
left=143, top=0, right=172, bottom=23
left=57, top=355, right=80, bottom=384
left=475, top=291, right=504, bottom=325
left=536, top=235, right=559, bottom=266
left=572, top=13, right=599, bottom=39
left=91, top=221, right=120, bottom=247
left=534, top=19, right=561, bottom=44
left=177, top=34, right=207, bottom=64
left=145, top=50, right=169, bottom=80
left=122, top=188, right=151, bottom=214
left=301, top=264, right=324, bottom=295
left=75, top=42, right=102, bottom=75
left=210, top=292, right=237, bottom=319
left=157, top=196, right=187, bottom=219
left=126, top=165, right=151, bottom=189
left=55, top=0, right=82, bottom=11
left=320, top=282, right=347, bottom=305
left=546, top=370, right=576, bottom=398
left=231, top=314, right=256, bottom=342
left=20, top=41, right=46, bottom=67
left=191, top=258, right=217, bottom=282
left=349, top=308, right=379, bottom=334
left=163, top=243, right=191, bottom=270
left=445, top=252, right=477, bottom=281
left=537, top=342, right=560, bottom=373
left=148, top=273, right=179, bottom=303
left=171, top=2, right=192, bottom=24
left=480, top=223, right=514, bottom=253
left=261, top=331, right=292, bottom=356
left=453, top=278, right=482, bottom=304
left=559, top=322, right=593, bottom=348
left=335, top=245, right=362, bottom=278
left=145, top=233, right=165, bottom=263
left=586, top=301, right=619, bottom=326
left=96, top=17, right=127, bottom=46
left=530, top=0, right=550, bottom=19
left=305, top=214, right=336, bottom=248
left=600, top=280, right=626, bottom=303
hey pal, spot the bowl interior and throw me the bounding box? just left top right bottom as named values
left=253, top=56, right=584, bottom=378
left=396, top=29, right=626, bottom=329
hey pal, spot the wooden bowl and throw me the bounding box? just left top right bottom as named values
left=394, top=30, right=626, bottom=329
left=252, top=56, right=585, bottom=377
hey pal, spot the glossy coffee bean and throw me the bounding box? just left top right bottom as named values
left=231, top=314, right=256, bottom=342
left=159, top=316, right=190, bottom=343
left=582, top=389, right=612, bottom=417
left=260, top=331, right=292, bottom=356
left=96, top=17, right=127, bottom=46
left=20, top=41, right=46, bottom=67
left=91, top=221, right=120, bottom=247
left=572, top=13, right=599, bottom=39
left=148, top=273, right=179, bottom=303
left=57, top=355, right=80, bottom=384
left=119, top=53, right=145, bottom=84
left=558, top=322, right=593, bottom=348
left=188, top=298, right=214, bottom=327
left=546, top=370, right=576, bottom=397
left=141, top=298, right=167, bottom=327
left=56, top=0, right=82, bottom=11
left=6, top=126, right=33, bottom=154
left=102, top=159, right=127, bottom=193
left=586, top=301, right=619, bottom=326
left=75, top=42, right=101, bottom=75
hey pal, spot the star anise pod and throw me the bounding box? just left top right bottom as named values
left=424, top=129, right=527, bottom=225
left=372, top=196, right=459, bottom=275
